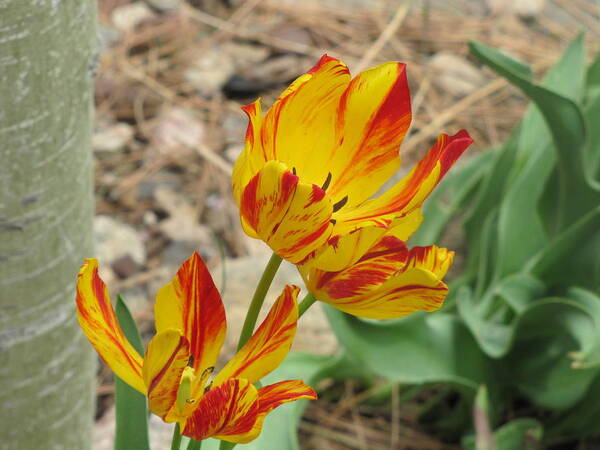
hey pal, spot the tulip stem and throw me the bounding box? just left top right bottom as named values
left=187, top=439, right=202, bottom=450
left=219, top=440, right=236, bottom=450
left=298, top=293, right=317, bottom=317
left=237, top=252, right=283, bottom=350
left=171, top=423, right=182, bottom=450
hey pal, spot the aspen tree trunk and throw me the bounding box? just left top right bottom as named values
left=0, top=1, right=97, bottom=448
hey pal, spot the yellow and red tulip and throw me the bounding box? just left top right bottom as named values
left=232, top=55, right=473, bottom=270
left=299, top=234, right=454, bottom=319
left=75, top=252, right=316, bottom=443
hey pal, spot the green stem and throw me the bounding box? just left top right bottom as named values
left=219, top=441, right=236, bottom=450
left=237, top=252, right=283, bottom=350
left=186, top=439, right=202, bottom=450
left=298, top=293, right=317, bottom=317
left=171, top=423, right=182, bottom=450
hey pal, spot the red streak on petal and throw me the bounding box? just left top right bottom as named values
left=241, top=174, right=260, bottom=229
left=147, top=335, right=187, bottom=394
left=308, top=184, right=326, bottom=204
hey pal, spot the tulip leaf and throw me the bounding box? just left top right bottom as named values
left=201, top=353, right=345, bottom=450
left=583, top=87, right=600, bottom=190
left=463, top=418, right=543, bottom=450
left=468, top=36, right=591, bottom=279
left=506, top=297, right=600, bottom=410
left=470, top=36, right=597, bottom=228
left=115, top=295, right=151, bottom=450
left=549, top=372, right=600, bottom=438
left=586, top=50, right=600, bottom=90
left=526, top=206, right=600, bottom=291
left=457, top=275, right=545, bottom=359
left=324, top=306, right=494, bottom=391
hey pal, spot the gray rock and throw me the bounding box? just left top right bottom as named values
left=93, top=122, right=134, bottom=153
left=429, top=52, right=485, bottom=97
left=94, top=215, right=147, bottom=267
left=145, top=0, right=182, bottom=12
left=111, top=2, right=155, bottom=32
left=184, top=48, right=236, bottom=97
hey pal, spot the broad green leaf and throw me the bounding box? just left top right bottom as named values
left=586, top=50, right=600, bottom=89
left=583, top=87, right=600, bottom=190
left=468, top=37, right=589, bottom=278
left=563, top=288, right=600, bottom=369
left=506, top=298, right=600, bottom=410
left=527, top=206, right=600, bottom=291
left=324, top=306, right=494, bottom=391
left=470, top=37, right=596, bottom=227
left=463, top=418, right=543, bottom=450
left=549, top=373, right=600, bottom=438
left=115, top=295, right=150, bottom=450
left=457, top=275, right=545, bottom=358
left=201, top=353, right=344, bottom=450
left=463, top=126, right=521, bottom=266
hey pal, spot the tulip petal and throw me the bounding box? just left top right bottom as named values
left=331, top=268, right=449, bottom=319
left=183, top=378, right=259, bottom=443
left=214, top=285, right=300, bottom=386
left=257, top=379, right=318, bottom=415
left=304, top=239, right=453, bottom=319
left=75, top=259, right=145, bottom=393
left=232, top=100, right=265, bottom=205
left=335, top=130, right=473, bottom=233
left=233, top=380, right=318, bottom=443
left=304, top=226, right=387, bottom=272
left=260, top=55, right=351, bottom=187
left=143, top=330, right=190, bottom=420
left=240, top=160, right=333, bottom=263
left=326, top=62, right=412, bottom=207
left=154, top=252, right=226, bottom=392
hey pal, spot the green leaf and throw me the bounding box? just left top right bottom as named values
left=324, top=306, right=494, bottom=391
left=549, top=372, right=600, bottom=438
left=462, top=129, right=521, bottom=279
left=463, top=418, right=543, bottom=450
left=585, top=49, right=600, bottom=90
left=583, top=86, right=600, bottom=190
left=506, top=297, right=600, bottom=410
left=200, top=352, right=344, bottom=450
left=457, top=275, right=545, bottom=358
left=115, top=295, right=151, bottom=450
left=527, top=206, right=600, bottom=291
left=470, top=36, right=597, bottom=228
left=467, top=37, right=586, bottom=278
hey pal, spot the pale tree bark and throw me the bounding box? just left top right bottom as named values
left=0, top=1, right=97, bottom=449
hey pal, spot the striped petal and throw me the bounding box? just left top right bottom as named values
left=304, top=226, right=387, bottom=273
left=302, top=237, right=454, bottom=319
left=75, top=259, right=145, bottom=394
left=259, top=55, right=351, bottom=187
left=154, top=252, right=226, bottom=394
left=183, top=378, right=260, bottom=443
left=326, top=62, right=412, bottom=207
left=232, top=380, right=318, bottom=443
left=334, top=130, right=473, bottom=233
left=213, top=285, right=300, bottom=386
left=240, top=160, right=333, bottom=263
left=142, top=330, right=190, bottom=421
left=232, top=100, right=265, bottom=205
left=257, top=380, right=317, bottom=415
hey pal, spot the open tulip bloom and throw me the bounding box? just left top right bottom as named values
left=75, top=252, right=316, bottom=444
left=232, top=55, right=473, bottom=318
